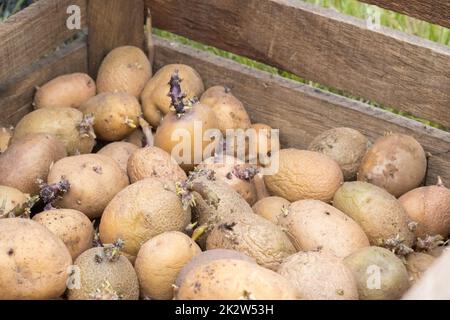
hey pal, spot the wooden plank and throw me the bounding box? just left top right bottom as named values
left=153, top=36, right=450, bottom=186
left=146, top=0, right=450, bottom=129
left=0, top=39, right=88, bottom=127
left=360, top=0, right=450, bottom=29
left=0, top=0, right=87, bottom=82
left=87, top=0, right=145, bottom=77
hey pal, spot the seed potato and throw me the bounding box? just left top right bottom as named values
left=97, top=142, right=139, bottom=173
left=0, top=127, right=12, bottom=153
left=405, top=252, right=435, bottom=285
left=252, top=196, right=290, bottom=224
left=0, top=186, right=28, bottom=218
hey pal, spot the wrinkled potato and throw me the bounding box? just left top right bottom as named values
left=97, top=46, right=151, bottom=98
left=252, top=196, right=290, bottom=224
left=12, top=107, right=96, bottom=155
left=0, top=186, right=28, bottom=218
left=399, top=178, right=450, bottom=238
left=0, top=127, right=12, bottom=153
left=308, top=127, right=370, bottom=181
left=67, top=246, right=139, bottom=300
left=47, top=154, right=129, bottom=219
left=200, top=86, right=251, bottom=134
left=135, top=231, right=202, bottom=300
left=127, top=146, right=187, bottom=184
left=333, top=182, right=414, bottom=249
left=97, top=142, right=139, bottom=173
left=32, top=209, right=94, bottom=259
left=358, top=133, right=427, bottom=197
left=0, top=218, right=72, bottom=299
left=175, top=249, right=255, bottom=288
left=80, top=93, right=142, bottom=141
left=344, top=246, right=410, bottom=300
left=279, top=199, right=369, bottom=258
left=0, top=133, right=67, bottom=195
left=99, top=178, right=191, bottom=262
left=206, top=213, right=296, bottom=271
left=405, top=252, right=435, bottom=285
left=141, top=64, right=204, bottom=127
left=34, top=73, right=96, bottom=109
left=264, top=149, right=343, bottom=202
left=278, top=251, right=359, bottom=300
left=175, top=258, right=300, bottom=300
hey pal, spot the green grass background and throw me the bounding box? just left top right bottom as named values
left=2, top=0, right=449, bottom=130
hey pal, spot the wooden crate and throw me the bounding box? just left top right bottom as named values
left=0, top=0, right=449, bottom=185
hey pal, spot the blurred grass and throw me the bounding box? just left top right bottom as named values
left=0, top=0, right=33, bottom=22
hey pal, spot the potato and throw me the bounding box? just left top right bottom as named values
left=0, top=133, right=67, bottom=195
left=175, top=249, right=255, bottom=288
left=141, top=64, right=204, bottom=127
left=0, top=218, right=72, bottom=299
left=99, top=178, right=191, bottom=262
left=200, top=86, right=251, bottom=134
left=97, top=46, right=151, bottom=98
left=197, top=155, right=258, bottom=205
left=264, top=149, right=343, bottom=202
left=358, top=133, right=427, bottom=197
left=405, top=252, right=435, bottom=285
left=206, top=213, right=296, bottom=270
left=333, top=182, right=414, bottom=249
left=0, top=127, right=12, bottom=153
left=279, top=200, right=369, bottom=258
left=127, top=146, right=187, bottom=184
left=175, top=258, right=300, bottom=300
left=399, top=178, right=450, bottom=238
left=0, top=186, right=29, bottom=218
left=308, top=127, right=370, bottom=181
left=80, top=93, right=142, bottom=141
left=32, top=209, right=94, bottom=259
left=47, top=154, right=129, bottom=219
left=278, top=251, right=359, bottom=300
left=248, top=123, right=274, bottom=166
left=344, top=246, right=410, bottom=300
left=97, top=142, right=139, bottom=173
left=67, top=246, right=139, bottom=300
left=123, top=128, right=145, bottom=147
left=12, top=107, right=96, bottom=155
left=135, top=231, right=201, bottom=300
left=252, top=196, right=290, bottom=224
left=33, top=73, right=96, bottom=109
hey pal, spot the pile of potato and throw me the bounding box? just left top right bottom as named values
left=0, top=45, right=449, bottom=300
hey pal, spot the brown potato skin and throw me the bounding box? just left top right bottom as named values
left=12, top=107, right=96, bottom=155
left=47, top=154, right=129, bottom=219
left=278, top=251, right=359, bottom=300
left=98, top=142, right=139, bottom=173
left=252, top=196, right=290, bottom=224
left=399, top=184, right=450, bottom=238
left=0, top=186, right=28, bottom=218
left=141, top=64, right=204, bottom=127
left=0, top=133, right=67, bottom=195
left=206, top=213, right=296, bottom=271
left=175, top=259, right=300, bottom=300
left=34, top=73, right=96, bottom=109
left=308, top=127, right=370, bottom=181
left=200, top=86, right=251, bottom=134
left=32, top=209, right=94, bottom=259
left=333, top=182, right=414, bottom=247
left=97, top=46, right=151, bottom=98
left=0, top=218, right=72, bottom=299
left=122, top=129, right=145, bottom=147
left=344, top=246, right=410, bottom=300
left=99, top=178, right=191, bottom=262
left=135, top=231, right=202, bottom=300
left=358, top=133, right=427, bottom=197
left=405, top=252, right=435, bottom=285
left=154, top=102, right=219, bottom=171
left=127, top=146, right=187, bottom=184
left=67, top=247, right=139, bottom=300
left=175, top=249, right=256, bottom=288
left=264, top=149, right=343, bottom=202
left=0, top=127, right=12, bottom=153
left=279, top=200, right=369, bottom=258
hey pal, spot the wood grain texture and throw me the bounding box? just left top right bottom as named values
left=87, top=0, right=145, bottom=77
left=360, top=0, right=450, bottom=29
left=153, top=36, right=450, bottom=185
left=146, top=0, right=450, bottom=129
left=0, top=0, right=87, bottom=82
left=0, top=39, right=88, bottom=127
